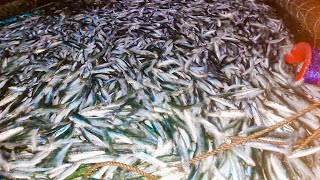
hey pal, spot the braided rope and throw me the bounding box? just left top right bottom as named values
left=247, top=103, right=320, bottom=139
left=84, top=103, right=320, bottom=179
left=189, top=141, right=244, bottom=164
left=295, top=127, right=320, bottom=151
left=229, top=136, right=288, bottom=146
left=189, top=103, right=320, bottom=164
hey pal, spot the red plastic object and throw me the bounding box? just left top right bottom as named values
left=284, top=42, right=312, bottom=81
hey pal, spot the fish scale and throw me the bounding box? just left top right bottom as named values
left=0, top=0, right=320, bottom=179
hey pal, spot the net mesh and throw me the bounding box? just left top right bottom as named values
left=275, top=0, right=320, bottom=47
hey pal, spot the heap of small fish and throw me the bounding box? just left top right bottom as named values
left=1, top=0, right=320, bottom=179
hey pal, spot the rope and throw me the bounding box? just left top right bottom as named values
left=246, top=103, right=320, bottom=139
left=189, top=141, right=245, bottom=164
left=84, top=103, right=320, bottom=179
left=84, top=161, right=158, bottom=180
left=189, top=103, right=320, bottom=164
left=295, top=127, right=320, bottom=151
left=229, top=136, right=288, bottom=146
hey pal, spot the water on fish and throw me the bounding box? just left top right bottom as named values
left=0, top=0, right=320, bottom=179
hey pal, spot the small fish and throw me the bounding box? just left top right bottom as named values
left=135, top=151, right=167, bottom=167
left=245, top=142, right=287, bottom=154
left=56, top=163, right=81, bottom=180
left=289, top=146, right=320, bottom=158
left=68, top=151, right=106, bottom=162
left=0, top=0, right=315, bottom=179
left=0, top=127, right=24, bottom=142
left=0, top=92, right=21, bottom=107
left=208, top=110, right=246, bottom=119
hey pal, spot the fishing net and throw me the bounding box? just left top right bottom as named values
left=271, top=0, right=320, bottom=47
left=0, top=0, right=320, bottom=179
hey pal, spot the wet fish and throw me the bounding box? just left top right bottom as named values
left=0, top=0, right=318, bottom=179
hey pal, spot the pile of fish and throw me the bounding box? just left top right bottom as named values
left=1, top=0, right=320, bottom=179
